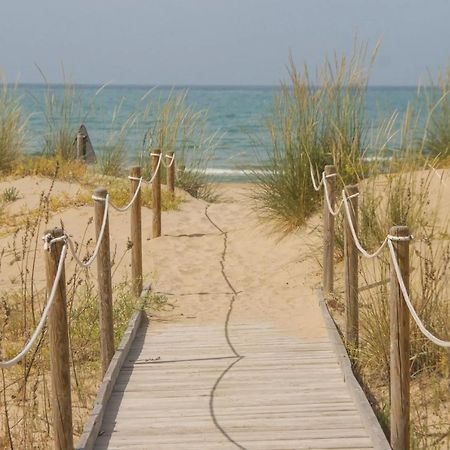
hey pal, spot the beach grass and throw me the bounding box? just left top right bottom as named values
left=251, top=42, right=380, bottom=231
left=423, top=66, right=450, bottom=159
left=0, top=79, right=27, bottom=173
left=138, top=90, right=221, bottom=201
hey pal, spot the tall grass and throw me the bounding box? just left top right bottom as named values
left=251, top=42, right=380, bottom=230
left=423, top=66, right=450, bottom=159
left=0, top=79, right=27, bottom=173
left=97, top=100, right=137, bottom=177
left=139, top=91, right=221, bottom=201
left=34, top=72, right=113, bottom=162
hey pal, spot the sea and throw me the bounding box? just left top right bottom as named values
left=16, top=85, right=427, bottom=181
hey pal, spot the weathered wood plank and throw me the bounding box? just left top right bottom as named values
left=92, top=315, right=388, bottom=450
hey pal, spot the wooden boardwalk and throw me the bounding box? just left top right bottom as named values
left=89, top=192, right=389, bottom=449
left=93, top=318, right=387, bottom=449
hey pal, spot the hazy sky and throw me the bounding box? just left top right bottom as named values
left=1, top=0, right=449, bottom=86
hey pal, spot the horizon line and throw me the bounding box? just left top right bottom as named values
left=9, top=82, right=426, bottom=89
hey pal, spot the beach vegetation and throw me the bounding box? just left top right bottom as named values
left=423, top=66, right=450, bottom=160
left=0, top=176, right=170, bottom=447
left=139, top=91, right=221, bottom=201
left=251, top=42, right=380, bottom=231
left=1, top=186, right=20, bottom=203
left=0, top=78, right=27, bottom=173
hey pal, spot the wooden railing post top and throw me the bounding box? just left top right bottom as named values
left=324, top=165, right=337, bottom=175
left=167, top=150, right=174, bottom=156
left=129, top=165, right=141, bottom=175
left=344, top=184, right=359, bottom=196
left=93, top=187, right=108, bottom=199
left=44, top=227, right=64, bottom=239
left=389, top=225, right=410, bottom=237
left=152, top=149, right=162, bottom=155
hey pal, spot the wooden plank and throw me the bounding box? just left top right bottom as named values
left=317, top=289, right=391, bottom=450
left=76, top=307, right=145, bottom=450
left=89, top=288, right=388, bottom=450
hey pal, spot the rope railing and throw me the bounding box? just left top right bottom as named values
left=310, top=162, right=449, bottom=347
left=161, top=152, right=175, bottom=169
left=1, top=190, right=113, bottom=368
left=0, top=151, right=172, bottom=363
left=0, top=242, right=68, bottom=368
left=1, top=137, right=176, bottom=447
left=109, top=177, right=143, bottom=212
left=311, top=161, right=449, bottom=449
left=388, top=238, right=450, bottom=348
left=66, top=194, right=110, bottom=267
left=323, top=172, right=344, bottom=217
left=147, top=152, right=163, bottom=183
left=342, top=189, right=389, bottom=259
left=310, top=163, right=324, bottom=191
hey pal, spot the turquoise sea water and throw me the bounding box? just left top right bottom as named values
left=17, top=84, right=425, bottom=179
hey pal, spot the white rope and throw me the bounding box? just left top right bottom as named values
left=109, top=177, right=143, bottom=212
left=310, top=165, right=324, bottom=191
left=342, top=189, right=389, bottom=258
left=161, top=153, right=175, bottom=169
left=0, top=242, right=68, bottom=368
left=323, top=172, right=344, bottom=216
left=388, top=238, right=450, bottom=348
left=66, top=194, right=109, bottom=268
left=142, top=153, right=163, bottom=184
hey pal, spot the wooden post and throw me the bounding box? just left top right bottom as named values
left=166, top=151, right=175, bottom=197
left=152, top=149, right=162, bottom=238
left=344, top=184, right=359, bottom=349
left=76, top=132, right=86, bottom=160
left=130, top=166, right=143, bottom=297
left=389, top=225, right=410, bottom=450
left=44, top=228, right=73, bottom=450
left=323, top=165, right=336, bottom=296
left=93, top=188, right=115, bottom=376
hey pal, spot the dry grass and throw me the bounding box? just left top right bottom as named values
left=139, top=91, right=221, bottom=202
left=0, top=79, right=27, bottom=173
left=251, top=41, right=384, bottom=231
left=328, top=163, right=450, bottom=448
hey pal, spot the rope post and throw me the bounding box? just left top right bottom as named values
left=389, top=225, right=410, bottom=450
left=167, top=151, right=175, bottom=197
left=93, top=188, right=115, bottom=376
left=323, top=165, right=336, bottom=296
left=44, top=228, right=73, bottom=450
left=76, top=132, right=86, bottom=160
left=344, top=184, right=359, bottom=350
left=152, top=149, right=162, bottom=238
left=130, top=166, right=143, bottom=297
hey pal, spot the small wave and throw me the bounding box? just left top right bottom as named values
left=205, top=168, right=269, bottom=176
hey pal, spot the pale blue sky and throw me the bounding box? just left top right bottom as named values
left=1, top=0, right=449, bottom=85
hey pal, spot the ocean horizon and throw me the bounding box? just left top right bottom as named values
left=15, top=83, right=430, bottom=180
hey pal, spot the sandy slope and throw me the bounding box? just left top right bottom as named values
left=0, top=178, right=328, bottom=340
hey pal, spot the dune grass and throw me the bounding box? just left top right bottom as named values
left=138, top=90, right=221, bottom=201
left=0, top=79, right=27, bottom=173
left=251, top=42, right=380, bottom=231
left=423, top=66, right=450, bottom=159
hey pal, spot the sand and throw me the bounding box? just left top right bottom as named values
left=0, top=176, right=328, bottom=343
left=1, top=167, right=449, bottom=337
